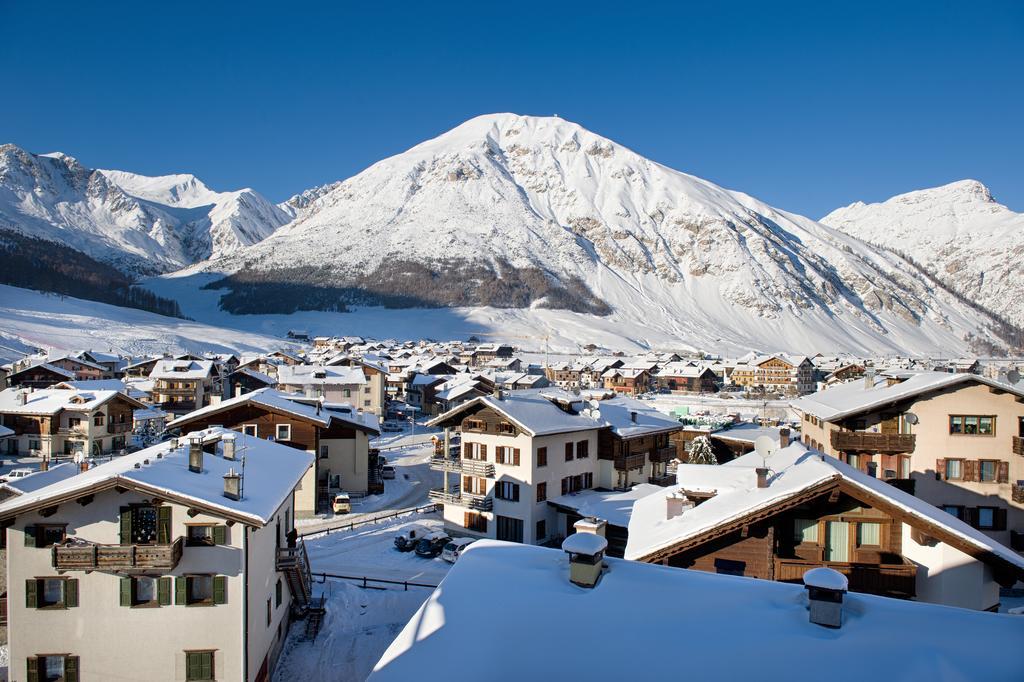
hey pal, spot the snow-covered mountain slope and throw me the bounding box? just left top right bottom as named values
left=181, top=113, right=1015, bottom=356
left=0, top=144, right=290, bottom=275
left=821, top=180, right=1024, bottom=328
left=0, top=283, right=289, bottom=356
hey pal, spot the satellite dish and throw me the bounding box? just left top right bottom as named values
left=904, top=413, right=919, bottom=426
left=754, top=436, right=777, bottom=460
left=1007, top=370, right=1021, bottom=385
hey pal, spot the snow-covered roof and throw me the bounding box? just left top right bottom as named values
left=711, top=423, right=782, bottom=443
left=148, top=359, right=214, bottom=380
left=52, top=379, right=130, bottom=394
left=625, top=443, right=1024, bottom=572
left=427, top=389, right=603, bottom=437
left=167, top=388, right=379, bottom=434
left=10, top=361, right=76, bottom=379
left=596, top=397, right=683, bottom=439
left=277, top=364, right=366, bottom=386
left=0, top=387, right=139, bottom=415
left=231, top=366, right=276, bottom=385
left=1, top=462, right=80, bottom=494
left=0, top=428, right=312, bottom=526
left=372, top=541, right=1024, bottom=681
left=548, top=484, right=664, bottom=528
left=791, top=371, right=1024, bottom=421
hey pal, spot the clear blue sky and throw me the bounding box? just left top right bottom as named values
left=3, top=1, right=1022, bottom=218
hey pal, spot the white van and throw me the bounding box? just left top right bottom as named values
left=441, top=537, right=476, bottom=563
left=331, top=493, right=351, bottom=514
left=2, top=468, right=35, bottom=482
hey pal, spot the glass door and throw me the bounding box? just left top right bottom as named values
left=825, top=521, right=850, bottom=562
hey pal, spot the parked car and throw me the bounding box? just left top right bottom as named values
left=441, top=537, right=476, bottom=563
left=1, top=467, right=35, bottom=482
left=331, top=493, right=351, bottom=514
left=382, top=465, right=396, bottom=479
left=394, top=524, right=431, bottom=552
left=382, top=420, right=403, bottom=432
left=415, top=531, right=451, bottom=558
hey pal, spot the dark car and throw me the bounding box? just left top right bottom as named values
left=414, top=531, right=451, bottom=558
left=394, top=524, right=431, bottom=552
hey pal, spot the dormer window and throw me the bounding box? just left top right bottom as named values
left=464, top=418, right=485, bottom=432
left=497, top=421, right=515, bottom=435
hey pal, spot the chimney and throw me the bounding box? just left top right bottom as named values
left=79, top=457, right=89, bottom=473
left=494, top=388, right=504, bottom=400
left=779, top=427, right=790, bottom=448
left=666, top=491, right=693, bottom=520
left=630, top=411, right=637, bottom=424
left=573, top=516, right=607, bottom=538
left=222, top=434, right=236, bottom=460
left=223, top=468, right=242, bottom=501
left=864, top=368, right=876, bottom=389
left=803, top=567, right=848, bottom=628
left=39, top=456, right=49, bottom=472
left=561, top=532, right=608, bottom=589
left=756, top=467, right=770, bottom=488
left=15, top=390, right=26, bottom=406
left=188, top=437, right=203, bottom=473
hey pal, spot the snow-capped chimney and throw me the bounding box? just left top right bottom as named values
left=666, top=491, right=693, bottom=520
left=188, top=437, right=203, bottom=474
left=756, top=467, right=770, bottom=489
left=562, top=532, right=608, bottom=589
left=223, top=468, right=241, bottom=501
left=803, top=567, right=848, bottom=628
left=573, top=516, right=607, bottom=538
left=864, top=368, right=876, bottom=389
left=779, top=428, right=790, bottom=448
left=14, top=390, right=27, bottom=406
left=630, top=410, right=637, bottom=424
left=222, top=434, right=236, bottom=460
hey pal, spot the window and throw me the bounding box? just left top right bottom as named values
left=942, top=505, right=964, bottom=520
left=496, top=447, right=520, bottom=465
left=28, top=655, right=78, bottom=682
left=24, top=524, right=66, bottom=549
left=343, top=388, right=351, bottom=398
left=93, top=414, right=105, bottom=426
left=276, top=579, right=282, bottom=608
left=185, top=651, right=215, bottom=681
left=364, top=386, right=371, bottom=394
left=121, top=575, right=171, bottom=607
left=576, top=440, right=589, bottom=459
left=189, top=575, right=214, bottom=604
left=464, top=512, right=487, bottom=533
left=536, top=519, right=547, bottom=541
left=793, top=519, right=819, bottom=544
left=28, top=439, right=41, bottom=451
left=857, top=522, right=881, bottom=547
left=537, top=482, right=547, bottom=503
left=846, top=453, right=860, bottom=469
left=949, top=415, right=995, bottom=436
left=497, top=422, right=515, bottom=435
left=320, top=445, right=328, bottom=459
left=536, top=447, right=547, bottom=467
left=26, top=577, right=77, bottom=609
left=187, top=524, right=226, bottom=547
left=68, top=417, right=81, bottom=428
left=177, top=575, right=226, bottom=606
left=275, top=424, right=291, bottom=441
left=242, top=424, right=257, bottom=437
left=463, top=442, right=488, bottom=461
left=464, top=418, right=485, bottom=432
left=267, top=597, right=272, bottom=626
left=564, top=442, right=574, bottom=462
left=496, top=515, right=524, bottom=543
left=495, top=481, right=520, bottom=502
left=945, top=459, right=963, bottom=480
left=979, top=460, right=998, bottom=482
left=561, top=477, right=569, bottom=495
left=977, top=507, right=996, bottom=529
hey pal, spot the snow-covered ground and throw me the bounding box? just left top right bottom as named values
left=644, top=393, right=799, bottom=422
left=274, top=515, right=454, bottom=682
left=0, top=284, right=294, bottom=356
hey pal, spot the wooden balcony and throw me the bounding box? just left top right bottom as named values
left=1013, top=436, right=1024, bottom=456
left=775, top=558, right=916, bottom=598
left=154, top=386, right=197, bottom=396
left=107, top=422, right=132, bottom=434
left=429, top=457, right=495, bottom=478
left=428, top=487, right=493, bottom=511
left=614, top=453, right=646, bottom=471
left=52, top=537, right=184, bottom=571
left=648, top=446, right=677, bottom=464
left=830, top=431, right=916, bottom=454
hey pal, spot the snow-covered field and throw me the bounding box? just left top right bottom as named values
left=645, top=393, right=799, bottom=422
left=274, top=516, right=453, bottom=682
left=0, top=284, right=293, bottom=356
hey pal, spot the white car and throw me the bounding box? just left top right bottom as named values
left=2, top=467, right=35, bottom=482
left=441, top=537, right=476, bottom=563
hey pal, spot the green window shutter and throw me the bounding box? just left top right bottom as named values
left=120, top=577, right=133, bottom=607
left=212, top=525, right=227, bottom=545
left=157, top=506, right=172, bottom=544
left=186, top=652, right=199, bottom=680
left=65, top=578, right=79, bottom=608
left=213, top=576, right=227, bottom=604
left=24, top=524, right=37, bottom=547
left=26, top=657, right=39, bottom=682
left=158, top=577, right=172, bottom=606
left=25, top=579, right=38, bottom=608
left=200, top=652, right=213, bottom=680
left=120, top=507, right=132, bottom=544
left=175, top=576, right=187, bottom=605
left=64, top=656, right=80, bottom=682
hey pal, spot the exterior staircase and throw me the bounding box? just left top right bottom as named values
left=277, top=540, right=313, bottom=608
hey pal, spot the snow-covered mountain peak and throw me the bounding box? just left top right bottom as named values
left=99, top=169, right=220, bottom=208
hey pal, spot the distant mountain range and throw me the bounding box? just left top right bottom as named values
left=0, top=116, right=1020, bottom=355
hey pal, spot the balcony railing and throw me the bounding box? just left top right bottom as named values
left=154, top=386, right=197, bottom=396
left=649, top=446, right=677, bottom=463
left=614, top=453, right=646, bottom=471
left=52, top=537, right=184, bottom=571
left=830, top=431, right=916, bottom=454
left=648, top=473, right=676, bottom=487
left=428, top=487, right=493, bottom=511
left=107, top=422, right=132, bottom=434
left=1013, top=436, right=1024, bottom=457
left=157, top=401, right=197, bottom=412
left=429, top=457, right=495, bottom=478
left=774, top=558, right=916, bottom=597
